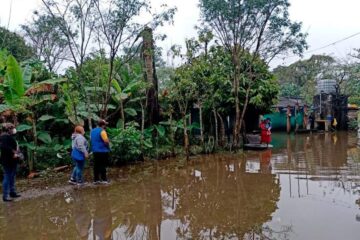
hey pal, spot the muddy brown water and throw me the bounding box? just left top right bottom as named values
left=1, top=132, right=360, bottom=239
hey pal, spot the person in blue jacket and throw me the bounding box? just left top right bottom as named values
left=90, top=119, right=110, bottom=184
left=69, top=126, right=89, bottom=185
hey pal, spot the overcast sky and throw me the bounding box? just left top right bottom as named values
left=1, top=0, right=360, bottom=68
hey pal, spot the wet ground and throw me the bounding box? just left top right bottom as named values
left=1, top=132, right=360, bottom=239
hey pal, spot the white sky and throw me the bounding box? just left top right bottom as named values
left=1, top=0, right=360, bottom=68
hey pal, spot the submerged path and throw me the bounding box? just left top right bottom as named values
left=0, top=132, right=360, bottom=239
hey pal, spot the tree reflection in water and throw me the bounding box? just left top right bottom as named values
left=108, top=154, right=283, bottom=239
left=0, top=153, right=284, bottom=239
left=0, top=132, right=357, bottom=239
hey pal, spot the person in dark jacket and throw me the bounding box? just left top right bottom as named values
left=90, top=120, right=110, bottom=184
left=0, top=123, right=21, bottom=202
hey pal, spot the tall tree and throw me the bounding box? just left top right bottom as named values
left=273, top=55, right=336, bottom=103
left=0, top=27, right=33, bottom=61
left=92, top=0, right=176, bottom=118
left=199, top=0, right=307, bottom=146
left=41, top=0, right=97, bottom=126
left=21, top=14, right=70, bottom=72
left=142, top=27, right=160, bottom=126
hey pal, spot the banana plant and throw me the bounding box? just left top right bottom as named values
left=0, top=54, right=27, bottom=114
left=111, top=78, right=148, bottom=129
left=0, top=51, right=65, bottom=171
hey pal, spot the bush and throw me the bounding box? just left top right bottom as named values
left=348, top=119, right=358, bottom=131
left=108, top=123, right=143, bottom=165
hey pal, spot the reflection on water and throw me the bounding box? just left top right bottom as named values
left=266, top=132, right=360, bottom=240
left=1, top=132, right=360, bottom=239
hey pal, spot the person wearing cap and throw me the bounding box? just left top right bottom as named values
left=90, top=120, right=110, bottom=184
left=69, top=126, right=89, bottom=185
left=0, top=123, right=21, bottom=202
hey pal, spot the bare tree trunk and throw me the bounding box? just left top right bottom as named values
left=119, top=98, right=125, bottom=129
left=30, top=113, right=37, bottom=172
left=140, top=102, right=145, bottom=152
left=217, top=112, right=226, bottom=147
left=213, top=109, right=219, bottom=148
left=142, top=27, right=160, bottom=126
left=199, top=102, right=204, bottom=148
left=169, top=111, right=175, bottom=156
left=87, top=90, right=93, bottom=130
left=88, top=117, right=92, bottom=130
left=232, top=51, right=241, bottom=147
left=238, top=86, right=251, bottom=141
left=102, top=54, right=115, bottom=118
left=182, top=114, right=190, bottom=161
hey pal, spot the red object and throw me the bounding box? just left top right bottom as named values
left=260, top=122, right=271, bottom=144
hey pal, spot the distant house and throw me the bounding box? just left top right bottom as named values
left=273, top=97, right=305, bottom=110
left=262, top=97, right=307, bottom=131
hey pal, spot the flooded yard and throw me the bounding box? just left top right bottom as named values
left=1, top=132, right=360, bottom=239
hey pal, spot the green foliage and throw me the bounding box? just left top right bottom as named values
left=31, top=142, right=72, bottom=171
left=0, top=27, right=33, bottom=61
left=0, top=54, right=26, bottom=108
left=348, top=119, right=358, bottom=131
left=279, top=83, right=302, bottom=98
left=16, top=124, right=32, bottom=132
left=0, top=0, right=311, bottom=172
left=240, top=54, right=279, bottom=111
left=37, top=131, right=52, bottom=144
left=6, top=55, right=25, bottom=97
left=349, top=96, right=360, bottom=106
left=21, top=14, right=69, bottom=72
left=108, top=123, right=143, bottom=165
left=38, top=115, right=56, bottom=122
left=273, top=55, right=335, bottom=104
left=199, top=0, right=307, bottom=60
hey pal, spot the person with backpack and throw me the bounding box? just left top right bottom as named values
left=0, top=123, right=21, bottom=202
left=69, top=126, right=89, bottom=185
left=90, top=120, right=110, bottom=184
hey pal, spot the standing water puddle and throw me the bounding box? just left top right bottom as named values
left=0, top=132, right=360, bottom=239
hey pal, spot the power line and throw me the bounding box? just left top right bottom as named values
left=304, top=31, right=360, bottom=54
left=280, top=31, right=360, bottom=61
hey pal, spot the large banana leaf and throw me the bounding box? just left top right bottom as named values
left=5, top=55, right=25, bottom=98
left=37, top=131, right=52, bottom=144
left=22, top=65, right=32, bottom=87
left=34, top=78, right=67, bottom=85
left=25, top=78, right=66, bottom=95
left=111, top=79, right=122, bottom=93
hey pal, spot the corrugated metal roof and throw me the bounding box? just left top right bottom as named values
left=273, top=97, right=305, bottom=108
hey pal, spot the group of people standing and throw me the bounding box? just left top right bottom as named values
left=0, top=119, right=111, bottom=202
left=69, top=119, right=111, bottom=186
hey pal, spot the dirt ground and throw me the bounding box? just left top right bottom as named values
left=10, top=166, right=129, bottom=201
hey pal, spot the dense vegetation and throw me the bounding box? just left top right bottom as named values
left=0, top=0, right=307, bottom=174
left=274, top=53, right=360, bottom=105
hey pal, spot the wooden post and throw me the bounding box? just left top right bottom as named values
left=287, top=105, right=291, bottom=134
left=303, top=105, right=309, bottom=129
left=295, top=103, right=299, bottom=133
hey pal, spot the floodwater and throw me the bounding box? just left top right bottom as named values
left=1, top=132, right=360, bottom=240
